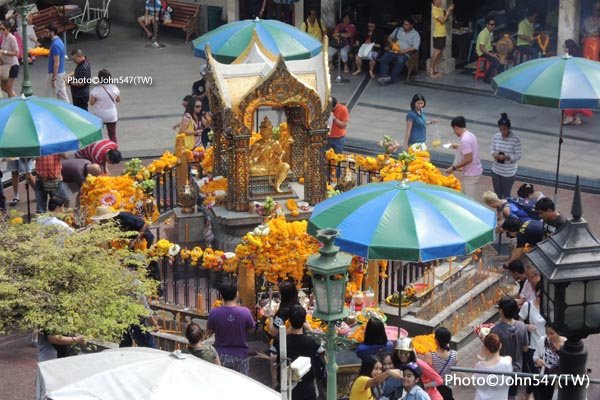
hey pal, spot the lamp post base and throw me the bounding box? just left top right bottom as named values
left=558, top=337, right=588, bottom=400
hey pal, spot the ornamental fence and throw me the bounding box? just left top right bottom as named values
left=326, top=160, right=381, bottom=186
left=158, top=255, right=233, bottom=314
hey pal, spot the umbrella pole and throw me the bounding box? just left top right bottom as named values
left=26, top=181, right=31, bottom=222
left=397, top=263, right=403, bottom=337
left=554, top=110, right=565, bottom=201
left=333, top=0, right=349, bottom=84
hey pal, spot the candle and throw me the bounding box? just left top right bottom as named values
left=480, top=293, right=486, bottom=309
left=185, top=224, right=189, bottom=244
left=452, top=316, right=459, bottom=335
left=161, top=310, right=167, bottom=330
left=197, top=294, right=204, bottom=313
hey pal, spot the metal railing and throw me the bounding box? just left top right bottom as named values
left=159, top=255, right=233, bottom=313
left=150, top=165, right=178, bottom=214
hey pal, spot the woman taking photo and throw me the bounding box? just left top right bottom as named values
left=404, top=94, right=437, bottom=150
left=490, top=113, right=522, bottom=199
left=350, top=355, right=402, bottom=400
left=0, top=20, right=20, bottom=98
left=393, top=338, right=443, bottom=400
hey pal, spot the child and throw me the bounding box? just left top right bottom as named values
left=350, top=355, right=402, bottom=400
left=400, top=362, right=431, bottom=400
left=184, top=322, right=220, bottom=365
left=393, top=338, right=443, bottom=400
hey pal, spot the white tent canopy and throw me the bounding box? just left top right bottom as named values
left=36, top=347, right=279, bottom=400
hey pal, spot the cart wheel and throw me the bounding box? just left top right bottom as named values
left=96, top=18, right=111, bottom=39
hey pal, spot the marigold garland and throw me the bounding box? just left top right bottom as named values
left=80, top=175, right=159, bottom=223
left=235, top=217, right=319, bottom=284
left=202, top=147, right=214, bottom=174
left=413, top=333, right=437, bottom=355
left=326, top=147, right=461, bottom=191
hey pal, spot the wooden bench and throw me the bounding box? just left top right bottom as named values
left=31, top=7, right=76, bottom=40
left=158, top=1, right=200, bottom=43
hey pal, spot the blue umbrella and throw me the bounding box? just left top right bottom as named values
left=308, top=181, right=496, bottom=262
left=0, top=96, right=103, bottom=157
left=193, top=18, right=323, bottom=64
left=492, top=56, right=600, bottom=195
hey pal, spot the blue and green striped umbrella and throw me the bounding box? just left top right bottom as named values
left=492, top=55, right=600, bottom=109
left=492, top=55, right=600, bottom=196
left=0, top=96, right=102, bottom=157
left=193, top=18, right=322, bottom=63
left=308, top=181, right=496, bottom=262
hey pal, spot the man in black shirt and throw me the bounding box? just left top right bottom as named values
left=192, top=65, right=210, bottom=112
left=502, top=216, right=544, bottom=264
left=67, top=49, right=91, bottom=110
left=277, top=305, right=324, bottom=400
left=535, top=197, right=567, bottom=237
left=90, top=205, right=154, bottom=249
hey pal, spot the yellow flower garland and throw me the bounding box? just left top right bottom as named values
left=235, top=217, right=319, bottom=284
left=326, top=148, right=461, bottom=191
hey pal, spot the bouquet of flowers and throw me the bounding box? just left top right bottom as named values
left=255, top=196, right=276, bottom=217
left=378, top=135, right=400, bottom=155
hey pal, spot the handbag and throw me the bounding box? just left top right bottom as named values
left=101, top=85, right=115, bottom=104
left=0, top=64, right=10, bottom=81
left=357, top=43, right=374, bottom=59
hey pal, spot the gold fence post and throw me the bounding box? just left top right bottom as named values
left=237, top=263, right=256, bottom=311
left=366, top=260, right=380, bottom=304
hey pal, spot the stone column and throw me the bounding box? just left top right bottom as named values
left=305, top=128, right=328, bottom=205
left=294, top=0, right=305, bottom=28
left=557, top=0, right=581, bottom=56
left=427, top=0, right=455, bottom=75
left=226, top=0, right=239, bottom=23
left=321, top=0, right=337, bottom=31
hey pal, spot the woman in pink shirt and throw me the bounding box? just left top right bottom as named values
left=329, top=13, right=357, bottom=74
left=0, top=20, right=20, bottom=98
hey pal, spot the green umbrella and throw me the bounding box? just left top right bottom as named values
left=0, top=96, right=103, bottom=157
left=193, top=18, right=323, bottom=63
left=308, top=181, right=496, bottom=262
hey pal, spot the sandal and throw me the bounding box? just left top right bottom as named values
left=352, top=70, right=362, bottom=76
left=369, top=70, right=376, bottom=78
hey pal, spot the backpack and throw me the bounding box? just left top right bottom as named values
left=506, top=198, right=539, bottom=222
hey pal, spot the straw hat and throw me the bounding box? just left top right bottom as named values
left=394, top=337, right=414, bottom=352
left=90, top=205, right=119, bottom=221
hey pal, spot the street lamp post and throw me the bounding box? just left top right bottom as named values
left=306, top=228, right=352, bottom=400
left=17, top=0, right=34, bottom=97
left=526, top=177, right=600, bottom=400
